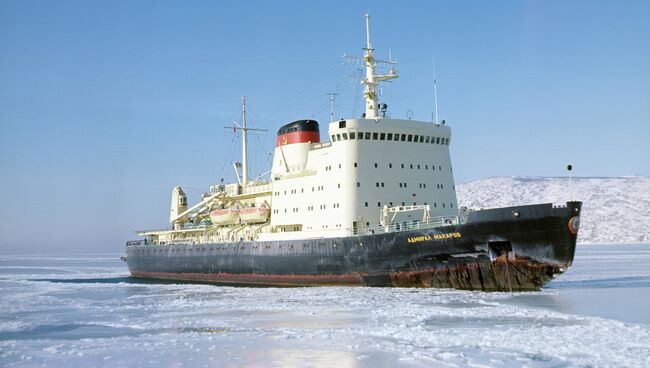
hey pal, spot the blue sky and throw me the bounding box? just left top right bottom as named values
left=1, top=0, right=648, bottom=253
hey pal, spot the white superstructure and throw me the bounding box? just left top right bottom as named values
left=139, top=12, right=458, bottom=245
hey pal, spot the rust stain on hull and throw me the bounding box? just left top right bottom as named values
left=132, top=258, right=566, bottom=291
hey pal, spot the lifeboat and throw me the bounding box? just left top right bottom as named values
left=240, top=207, right=270, bottom=223
left=209, top=208, right=240, bottom=225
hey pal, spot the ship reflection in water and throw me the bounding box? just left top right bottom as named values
left=1, top=244, right=649, bottom=367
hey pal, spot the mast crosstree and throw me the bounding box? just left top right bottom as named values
left=224, top=96, right=267, bottom=187
left=362, top=11, right=399, bottom=119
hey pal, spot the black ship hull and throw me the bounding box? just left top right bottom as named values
left=124, top=202, right=581, bottom=291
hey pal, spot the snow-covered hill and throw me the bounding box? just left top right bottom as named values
left=456, top=177, right=650, bottom=244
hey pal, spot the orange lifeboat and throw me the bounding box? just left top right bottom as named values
left=209, top=208, right=240, bottom=225
left=240, top=207, right=270, bottom=224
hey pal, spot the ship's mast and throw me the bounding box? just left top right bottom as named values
left=433, top=58, right=439, bottom=124
left=362, top=11, right=398, bottom=119
left=241, top=96, right=248, bottom=186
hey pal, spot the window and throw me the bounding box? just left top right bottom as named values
left=439, top=165, right=442, bottom=170
left=376, top=182, right=380, bottom=187
left=378, top=202, right=381, bottom=207
left=387, top=133, right=393, bottom=140
left=337, top=183, right=341, bottom=188
left=331, top=135, right=336, bottom=141
left=365, top=132, right=371, bottom=139
left=354, top=162, right=358, bottom=168
left=436, top=137, right=440, bottom=144
left=410, top=164, right=413, bottom=169
left=381, top=182, right=385, bottom=187
left=420, top=136, right=424, bottom=143
left=434, top=203, right=437, bottom=208
left=372, top=132, right=378, bottom=140
left=413, top=135, right=419, bottom=142
left=365, top=202, right=369, bottom=207
left=357, top=182, right=360, bottom=187
left=337, top=133, right=341, bottom=140
left=389, top=163, right=392, bottom=168
left=399, top=183, right=403, bottom=188
left=417, top=164, right=421, bottom=169
left=450, top=203, right=454, bottom=208
left=350, top=132, right=356, bottom=139
left=401, top=134, right=406, bottom=141
left=380, top=133, right=386, bottom=140
left=394, top=134, right=399, bottom=141
left=374, top=163, right=378, bottom=168
left=339, top=120, right=346, bottom=128
left=358, top=132, right=364, bottom=140
left=342, top=133, right=348, bottom=140
left=443, top=203, right=446, bottom=208
left=407, top=134, right=413, bottom=142
left=425, top=136, right=430, bottom=143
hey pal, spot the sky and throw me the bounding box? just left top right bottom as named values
left=1, top=0, right=648, bottom=253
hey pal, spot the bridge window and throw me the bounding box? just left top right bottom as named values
left=407, top=134, right=413, bottom=142
left=365, top=132, right=371, bottom=139
left=426, top=136, right=430, bottom=143
left=380, top=133, right=386, bottom=140
left=413, top=135, right=419, bottom=142
left=342, top=133, right=348, bottom=140
left=350, top=132, right=356, bottom=139
left=331, top=135, right=336, bottom=141
left=387, top=133, right=393, bottom=140
left=401, top=134, right=406, bottom=141
left=358, top=132, right=364, bottom=140
left=372, top=132, right=378, bottom=140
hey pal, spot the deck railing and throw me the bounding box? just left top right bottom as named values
left=353, top=215, right=464, bottom=235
